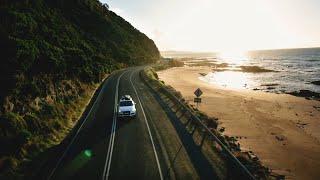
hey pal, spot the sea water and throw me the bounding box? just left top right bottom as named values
left=163, top=48, right=320, bottom=94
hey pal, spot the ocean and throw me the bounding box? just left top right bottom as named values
left=162, top=48, right=320, bottom=95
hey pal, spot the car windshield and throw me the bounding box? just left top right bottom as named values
left=119, top=101, right=133, bottom=106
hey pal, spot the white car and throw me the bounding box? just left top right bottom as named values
left=118, top=95, right=137, bottom=118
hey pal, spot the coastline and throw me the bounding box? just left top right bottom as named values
left=158, top=66, right=320, bottom=180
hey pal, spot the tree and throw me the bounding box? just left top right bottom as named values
left=103, top=3, right=109, bottom=10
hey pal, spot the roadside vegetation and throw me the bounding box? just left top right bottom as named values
left=0, top=0, right=159, bottom=178
left=153, top=58, right=184, bottom=71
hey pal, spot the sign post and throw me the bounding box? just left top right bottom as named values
left=194, top=88, right=203, bottom=108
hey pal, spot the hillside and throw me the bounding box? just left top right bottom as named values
left=0, top=0, right=159, bottom=178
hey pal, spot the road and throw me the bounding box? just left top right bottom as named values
left=42, top=67, right=215, bottom=180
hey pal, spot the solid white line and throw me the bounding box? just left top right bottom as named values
left=102, top=71, right=126, bottom=180
left=129, top=70, right=164, bottom=180
left=106, top=115, right=116, bottom=179
left=47, top=75, right=110, bottom=180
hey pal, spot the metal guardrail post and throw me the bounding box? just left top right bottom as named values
left=200, top=131, right=207, bottom=148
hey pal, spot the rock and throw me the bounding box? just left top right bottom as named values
left=313, top=106, right=320, bottom=111
left=287, top=90, right=320, bottom=100
left=296, top=122, right=308, bottom=129
left=261, top=83, right=279, bottom=86
left=275, top=135, right=286, bottom=141
left=251, top=154, right=259, bottom=161
left=311, top=80, right=320, bottom=85
left=239, top=66, right=277, bottom=73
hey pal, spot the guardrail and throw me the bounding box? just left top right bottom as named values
left=140, top=68, right=256, bottom=180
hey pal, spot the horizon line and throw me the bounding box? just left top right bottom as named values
left=160, top=46, right=320, bottom=53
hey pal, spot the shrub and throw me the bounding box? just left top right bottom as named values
left=13, top=38, right=40, bottom=72
left=24, top=113, right=42, bottom=133
left=40, top=102, right=57, bottom=118
left=16, top=130, right=32, bottom=146
left=0, top=112, right=26, bottom=137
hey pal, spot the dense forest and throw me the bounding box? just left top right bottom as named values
left=0, top=0, right=159, bottom=178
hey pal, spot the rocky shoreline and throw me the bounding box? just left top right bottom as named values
left=200, top=62, right=320, bottom=100
left=287, top=90, right=320, bottom=100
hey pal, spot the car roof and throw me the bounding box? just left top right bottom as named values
left=120, top=95, right=132, bottom=101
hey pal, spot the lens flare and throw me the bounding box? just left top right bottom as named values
left=84, top=149, right=92, bottom=158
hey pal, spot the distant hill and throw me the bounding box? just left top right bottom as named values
left=161, top=51, right=216, bottom=58
left=0, top=0, right=159, bottom=178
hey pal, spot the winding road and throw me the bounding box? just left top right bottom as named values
left=41, top=67, right=215, bottom=180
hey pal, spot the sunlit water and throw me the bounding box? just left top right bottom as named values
left=199, top=71, right=253, bottom=89
left=218, top=50, right=249, bottom=66
left=215, top=48, right=319, bottom=93
left=172, top=48, right=320, bottom=93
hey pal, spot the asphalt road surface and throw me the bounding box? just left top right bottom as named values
left=42, top=67, right=215, bottom=180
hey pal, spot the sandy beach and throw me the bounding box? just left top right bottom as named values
left=158, top=66, right=320, bottom=180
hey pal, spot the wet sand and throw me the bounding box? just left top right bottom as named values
left=158, top=66, right=320, bottom=180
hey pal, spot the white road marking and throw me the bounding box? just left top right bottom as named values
left=47, top=74, right=112, bottom=180
left=129, top=70, right=164, bottom=180
left=102, top=71, right=126, bottom=180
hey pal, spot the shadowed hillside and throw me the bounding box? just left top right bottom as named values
left=0, top=0, right=159, bottom=178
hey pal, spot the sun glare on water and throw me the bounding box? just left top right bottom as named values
left=200, top=72, right=251, bottom=89
left=199, top=49, right=253, bottom=89
left=218, top=50, right=248, bottom=65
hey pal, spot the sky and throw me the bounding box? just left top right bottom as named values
left=100, top=0, right=320, bottom=52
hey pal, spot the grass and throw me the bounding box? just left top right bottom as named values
left=0, top=79, right=99, bottom=179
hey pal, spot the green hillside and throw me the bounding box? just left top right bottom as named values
left=0, top=0, right=159, bottom=178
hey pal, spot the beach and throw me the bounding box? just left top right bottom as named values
left=158, top=66, right=320, bottom=180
